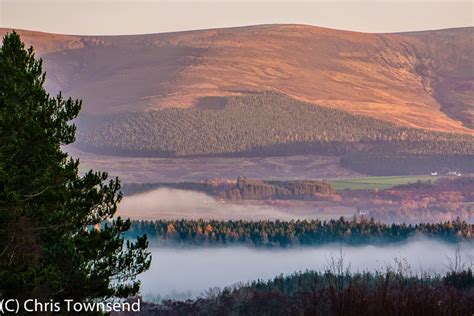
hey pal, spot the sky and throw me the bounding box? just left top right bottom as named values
left=0, top=0, right=472, bottom=35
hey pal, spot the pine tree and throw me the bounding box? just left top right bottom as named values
left=0, top=31, right=150, bottom=303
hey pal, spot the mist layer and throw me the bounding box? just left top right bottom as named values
left=140, top=239, right=474, bottom=299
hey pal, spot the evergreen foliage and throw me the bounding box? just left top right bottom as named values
left=341, top=152, right=474, bottom=175
left=145, top=269, right=474, bottom=315
left=0, top=32, right=150, bottom=303
left=76, top=93, right=474, bottom=158
left=123, top=177, right=334, bottom=200
left=126, top=218, right=474, bottom=247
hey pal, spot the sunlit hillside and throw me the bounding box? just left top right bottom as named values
left=1, top=25, right=472, bottom=133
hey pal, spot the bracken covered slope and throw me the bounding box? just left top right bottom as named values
left=1, top=24, right=472, bottom=133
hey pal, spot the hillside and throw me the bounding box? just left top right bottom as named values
left=76, top=93, right=474, bottom=157
left=1, top=25, right=472, bottom=133
left=75, top=92, right=474, bottom=175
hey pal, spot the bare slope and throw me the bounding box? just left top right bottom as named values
left=1, top=24, right=472, bottom=133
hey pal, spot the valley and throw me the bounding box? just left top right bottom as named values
left=2, top=23, right=473, bottom=314
left=140, top=241, right=474, bottom=300
left=118, top=176, right=474, bottom=224
left=67, top=147, right=362, bottom=183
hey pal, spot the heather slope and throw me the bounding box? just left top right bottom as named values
left=1, top=24, right=472, bottom=134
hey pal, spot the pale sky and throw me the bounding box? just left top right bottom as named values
left=0, top=0, right=472, bottom=35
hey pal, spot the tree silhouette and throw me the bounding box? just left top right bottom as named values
left=0, top=31, right=150, bottom=302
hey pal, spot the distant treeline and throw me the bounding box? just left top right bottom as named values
left=77, top=93, right=474, bottom=176
left=343, top=177, right=474, bottom=224
left=396, top=176, right=474, bottom=191
left=122, top=177, right=335, bottom=200
left=124, top=218, right=474, bottom=247
left=137, top=269, right=474, bottom=315
left=341, top=152, right=474, bottom=176
left=229, top=177, right=334, bottom=200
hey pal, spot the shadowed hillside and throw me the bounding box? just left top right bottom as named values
left=1, top=25, right=472, bottom=133
left=74, top=93, right=474, bottom=175
left=75, top=93, right=474, bottom=158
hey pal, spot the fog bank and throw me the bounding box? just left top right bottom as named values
left=118, top=188, right=353, bottom=220
left=140, top=239, right=474, bottom=299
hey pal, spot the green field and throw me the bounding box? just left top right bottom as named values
left=330, top=175, right=441, bottom=191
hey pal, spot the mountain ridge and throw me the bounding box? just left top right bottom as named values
left=3, top=24, right=472, bottom=38
left=1, top=24, right=473, bottom=133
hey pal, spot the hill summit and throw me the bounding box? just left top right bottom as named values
left=1, top=24, right=472, bottom=133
